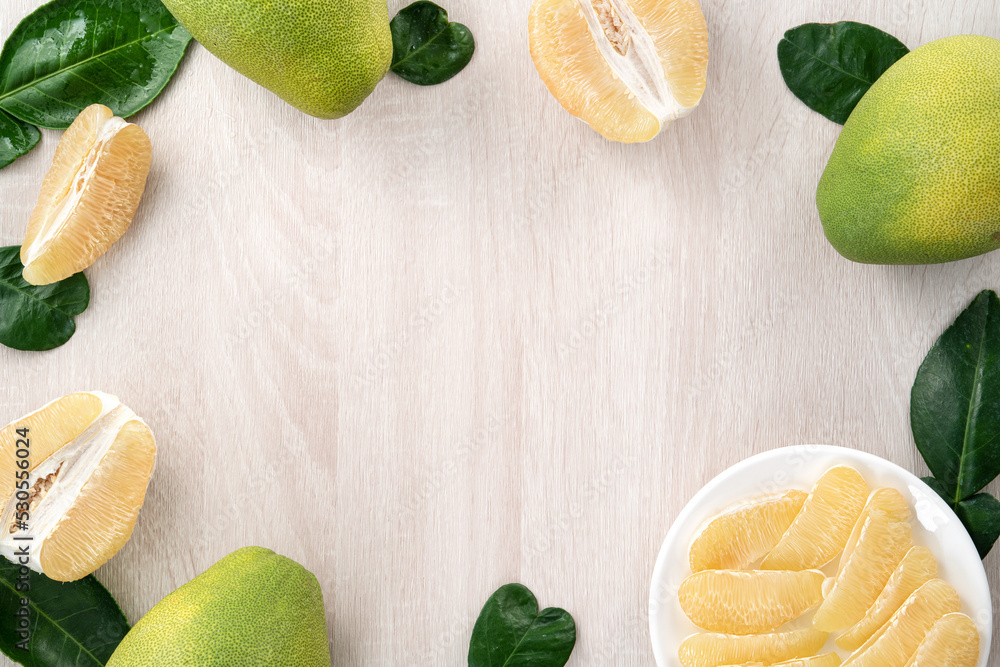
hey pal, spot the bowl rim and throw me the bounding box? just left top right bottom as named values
left=648, top=444, right=993, bottom=667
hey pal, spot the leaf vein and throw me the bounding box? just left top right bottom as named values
left=0, top=24, right=178, bottom=107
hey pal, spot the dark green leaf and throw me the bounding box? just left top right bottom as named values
left=0, top=0, right=192, bottom=129
left=777, top=21, right=909, bottom=124
left=0, top=246, right=89, bottom=352
left=955, top=493, right=1000, bottom=558
left=911, top=290, right=1000, bottom=502
left=922, top=476, right=950, bottom=503
left=923, top=477, right=1000, bottom=558
left=0, top=110, right=40, bottom=169
left=390, top=1, right=474, bottom=86
left=0, top=556, right=130, bottom=666
left=468, top=583, right=576, bottom=667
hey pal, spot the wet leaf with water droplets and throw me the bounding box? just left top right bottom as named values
left=0, top=0, right=191, bottom=129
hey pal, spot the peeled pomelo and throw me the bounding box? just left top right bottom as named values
left=689, top=490, right=808, bottom=572
left=838, top=488, right=911, bottom=576
left=841, top=579, right=961, bottom=667
left=838, top=546, right=938, bottom=652
left=813, top=488, right=913, bottom=632
left=22, top=104, right=151, bottom=286
left=903, top=613, right=980, bottom=667
left=679, top=569, right=826, bottom=635
left=718, top=656, right=842, bottom=667
left=678, top=628, right=830, bottom=667
left=528, top=0, right=709, bottom=142
left=0, top=392, right=155, bottom=581
left=761, top=466, right=868, bottom=571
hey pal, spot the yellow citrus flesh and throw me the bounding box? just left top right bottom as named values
left=0, top=392, right=155, bottom=581
left=838, top=488, right=911, bottom=576
left=679, top=569, right=826, bottom=635
left=678, top=629, right=830, bottom=667
left=718, top=655, right=843, bottom=667
left=837, top=546, right=938, bottom=651
left=841, top=579, right=961, bottom=667
left=761, top=466, right=868, bottom=571
left=902, top=613, right=980, bottom=667
left=690, top=490, right=808, bottom=572
left=39, top=419, right=156, bottom=581
left=628, top=0, right=709, bottom=108
left=0, top=393, right=102, bottom=501
left=528, top=0, right=708, bottom=143
left=813, top=489, right=913, bottom=632
left=21, top=104, right=151, bottom=285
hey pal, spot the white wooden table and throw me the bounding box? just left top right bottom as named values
left=1, top=0, right=999, bottom=664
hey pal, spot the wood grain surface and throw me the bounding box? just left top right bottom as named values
left=1, top=0, right=999, bottom=664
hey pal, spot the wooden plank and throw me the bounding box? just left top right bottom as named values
left=0, top=0, right=997, bottom=663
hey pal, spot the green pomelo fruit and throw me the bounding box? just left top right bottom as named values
left=107, top=547, right=330, bottom=666
left=162, top=0, right=392, bottom=119
left=817, top=35, right=1000, bottom=264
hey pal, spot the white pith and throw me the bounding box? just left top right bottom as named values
left=576, top=0, right=692, bottom=127
left=23, top=116, right=129, bottom=266
left=0, top=392, right=145, bottom=573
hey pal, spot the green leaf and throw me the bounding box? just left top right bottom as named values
left=0, top=246, right=89, bottom=352
left=390, top=1, right=475, bottom=86
left=955, top=493, right=1000, bottom=558
left=923, top=477, right=1000, bottom=558
left=921, top=475, right=950, bottom=502
left=0, top=110, right=40, bottom=169
left=0, top=556, right=130, bottom=666
left=777, top=21, right=909, bottom=124
left=911, top=290, right=1000, bottom=502
left=468, top=583, right=576, bottom=667
left=0, top=0, right=192, bottom=130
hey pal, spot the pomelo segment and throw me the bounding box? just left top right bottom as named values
left=902, top=613, right=980, bottom=667
left=528, top=0, right=708, bottom=142
left=0, top=392, right=156, bottom=581
left=679, top=569, right=825, bottom=635
left=841, top=579, right=961, bottom=667
left=21, top=104, right=151, bottom=285
left=718, top=655, right=842, bottom=667
left=689, top=490, right=807, bottom=572
left=837, top=546, right=938, bottom=651
left=761, top=466, right=868, bottom=571
left=0, top=392, right=102, bottom=502
left=813, top=489, right=913, bottom=632
left=39, top=419, right=156, bottom=581
left=678, top=628, right=829, bottom=667
left=838, top=488, right=911, bottom=576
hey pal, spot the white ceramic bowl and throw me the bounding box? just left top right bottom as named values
left=649, top=445, right=993, bottom=667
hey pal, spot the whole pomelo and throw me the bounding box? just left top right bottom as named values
left=817, top=35, right=1000, bottom=264
left=107, top=547, right=330, bottom=666
left=161, top=0, right=391, bottom=119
